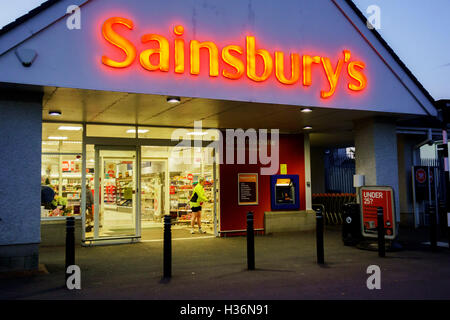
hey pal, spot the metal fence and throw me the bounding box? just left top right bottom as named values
left=418, top=158, right=447, bottom=229
left=324, top=150, right=356, bottom=194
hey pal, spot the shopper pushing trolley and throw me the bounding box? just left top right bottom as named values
left=189, top=178, right=207, bottom=234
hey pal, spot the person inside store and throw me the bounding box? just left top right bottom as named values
left=189, top=178, right=208, bottom=234
left=41, top=184, right=56, bottom=210
left=85, top=183, right=94, bottom=232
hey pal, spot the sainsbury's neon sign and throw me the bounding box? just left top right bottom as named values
left=101, top=17, right=367, bottom=99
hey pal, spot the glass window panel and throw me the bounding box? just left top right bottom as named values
left=41, top=154, right=83, bottom=219
left=42, top=122, right=82, bottom=153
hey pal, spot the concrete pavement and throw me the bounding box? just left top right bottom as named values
left=1, top=226, right=449, bottom=300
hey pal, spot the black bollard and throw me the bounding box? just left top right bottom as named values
left=247, top=211, right=255, bottom=270
left=377, top=207, right=385, bottom=257
left=163, top=215, right=172, bottom=278
left=315, top=207, right=324, bottom=264
left=65, top=216, right=75, bottom=283
left=429, top=204, right=438, bottom=252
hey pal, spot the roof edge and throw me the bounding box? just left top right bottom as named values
left=0, top=0, right=61, bottom=36
left=345, top=0, right=437, bottom=108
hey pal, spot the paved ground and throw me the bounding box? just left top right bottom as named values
left=1, top=226, right=449, bottom=300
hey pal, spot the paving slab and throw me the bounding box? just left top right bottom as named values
left=0, top=226, right=449, bottom=300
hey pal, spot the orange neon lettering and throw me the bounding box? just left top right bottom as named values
left=275, top=52, right=300, bottom=85
left=174, top=25, right=184, bottom=36
left=302, top=55, right=321, bottom=86
left=101, top=17, right=136, bottom=68
left=348, top=61, right=367, bottom=91
left=139, top=34, right=170, bottom=72
left=190, top=40, right=219, bottom=76
left=174, top=25, right=185, bottom=74
left=320, top=55, right=345, bottom=98
left=246, top=36, right=273, bottom=82
left=222, top=45, right=245, bottom=80
left=100, top=19, right=368, bottom=97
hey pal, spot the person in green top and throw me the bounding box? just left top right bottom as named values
left=190, top=178, right=208, bottom=234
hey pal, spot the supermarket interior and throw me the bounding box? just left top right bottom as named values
left=41, top=122, right=219, bottom=242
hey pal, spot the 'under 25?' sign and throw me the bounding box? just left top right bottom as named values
left=360, top=186, right=396, bottom=240
left=100, top=17, right=368, bottom=99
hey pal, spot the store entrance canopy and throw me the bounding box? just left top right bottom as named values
left=0, top=0, right=436, bottom=117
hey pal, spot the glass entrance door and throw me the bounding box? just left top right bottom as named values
left=140, top=159, right=169, bottom=234
left=92, top=146, right=139, bottom=241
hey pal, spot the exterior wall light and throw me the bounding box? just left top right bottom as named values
left=167, top=96, right=181, bottom=104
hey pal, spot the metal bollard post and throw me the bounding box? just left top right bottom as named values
left=429, top=204, right=438, bottom=252
left=316, top=207, right=324, bottom=264
left=65, top=216, right=75, bottom=283
left=163, top=215, right=172, bottom=278
left=377, top=207, right=385, bottom=257
left=247, top=211, right=255, bottom=270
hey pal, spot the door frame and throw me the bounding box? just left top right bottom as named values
left=86, top=144, right=141, bottom=245
left=81, top=136, right=220, bottom=245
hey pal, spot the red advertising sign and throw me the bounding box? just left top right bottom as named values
left=187, top=174, right=193, bottom=181
left=360, top=186, right=396, bottom=240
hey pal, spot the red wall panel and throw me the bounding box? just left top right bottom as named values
left=219, top=134, right=305, bottom=234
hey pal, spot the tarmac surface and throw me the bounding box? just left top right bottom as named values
left=1, top=226, right=450, bottom=300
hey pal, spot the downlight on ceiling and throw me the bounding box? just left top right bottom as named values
left=49, top=110, right=62, bottom=116
left=303, top=126, right=313, bottom=130
left=126, top=129, right=149, bottom=134
left=167, top=96, right=181, bottom=104
left=301, top=108, right=313, bottom=113
left=58, top=126, right=82, bottom=131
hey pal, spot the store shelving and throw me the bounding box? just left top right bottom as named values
left=116, top=177, right=133, bottom=207
left=141, top=173, right=164, bottom=221
left=169, top=171, right=215, bottom=225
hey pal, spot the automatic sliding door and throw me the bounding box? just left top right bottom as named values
left=93, top=146, right=139, bottom=240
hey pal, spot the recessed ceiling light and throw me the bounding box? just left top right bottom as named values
left=301, top=108, right=312, bottom=113
left=49, top=110, right=62, bottom=116
left=126, top=129, right=149, bottom=133
left=58, top=126, right=82, bottom=131
left=187, top=131, right=207, bottom=136
left=303, top=126, right=313, bottom=130
left=167, top=96, right=181, bottom=104
left=48, top=136, right=68, bottom=140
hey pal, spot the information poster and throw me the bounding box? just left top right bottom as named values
left=359, top=186, right=396, bottom=240
left=238, top=173, right=258, bottom=205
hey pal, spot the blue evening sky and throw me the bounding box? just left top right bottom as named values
left=0, top=0, right=448, bottom=100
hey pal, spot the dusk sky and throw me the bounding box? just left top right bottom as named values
left=0, top=0, right=448, bottom=100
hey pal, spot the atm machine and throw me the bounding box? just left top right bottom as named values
left=270, top=175, right=300, bottom=210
